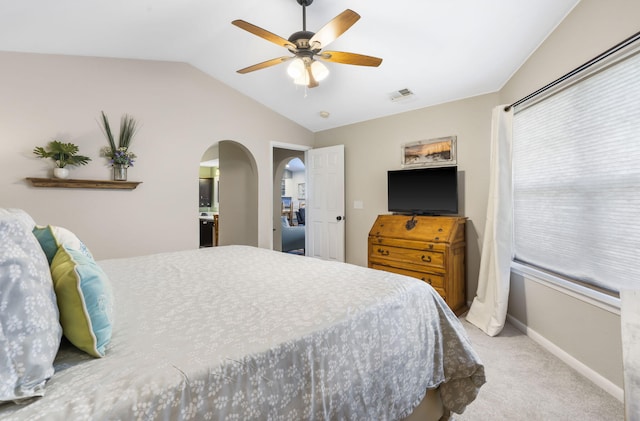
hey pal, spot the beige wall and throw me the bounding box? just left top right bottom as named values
left=218, top=141, right=258, bottom=247
left=315, top=93, right=499, bottom=302
left=498, top=0, right=640, bottom=393
left=0, top=52, right=313, bottom=259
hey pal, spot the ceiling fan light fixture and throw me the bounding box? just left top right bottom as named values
left=311, top=60, right=329, bottom=82
left=287, top=58, right=329, bottom=86
left=287, top=58, right=306, bottom=80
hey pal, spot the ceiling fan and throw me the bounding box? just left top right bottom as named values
left=232, top=0, right=382, bottom=88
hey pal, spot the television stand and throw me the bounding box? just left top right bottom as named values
left=368, top=214, right=468, bottom=315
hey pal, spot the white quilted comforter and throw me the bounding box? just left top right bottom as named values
left=0, top=246, right=484, bottom=420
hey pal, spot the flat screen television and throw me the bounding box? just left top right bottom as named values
left=387, top=166, right=458, bottom=215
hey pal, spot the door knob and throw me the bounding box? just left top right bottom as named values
left=336, top=216, right=343, bottom=221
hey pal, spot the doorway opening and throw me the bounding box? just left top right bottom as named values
left=199, top=145, right=219, bottom=248
left=199, top=140, right=259, bottom=248
left=273, top=149, right=306, bottom=254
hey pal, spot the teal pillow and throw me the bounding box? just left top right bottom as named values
left=50, top=246, right=113, bottom=357
left=32, top=225, right=93, bottom=265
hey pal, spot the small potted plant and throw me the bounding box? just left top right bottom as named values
left=99, top=111, right=139, bottom=181
left=33, top=140, right=92, bottom=179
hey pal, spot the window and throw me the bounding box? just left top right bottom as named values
left=512, top=41, right=640, bottom=294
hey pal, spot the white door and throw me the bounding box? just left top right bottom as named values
left=306, top=145, right=345, bottom=262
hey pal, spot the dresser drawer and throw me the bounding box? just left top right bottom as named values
left=371, top=263, right=445, bottom=289
left=370, top=244, right=444, bottom=269
left=368, top=215, right=467, bottom=316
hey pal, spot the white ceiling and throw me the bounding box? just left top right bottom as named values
left=0, top=0, right=579, bottom=132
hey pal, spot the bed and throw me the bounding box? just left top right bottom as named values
left=0, top=210, right=484, bottom=420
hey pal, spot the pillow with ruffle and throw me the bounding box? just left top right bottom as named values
left=50, top=245, right=113, bottom=358
left=0, top=217, right=62, bottom=403
left=32, top=225, right=93, bottom=265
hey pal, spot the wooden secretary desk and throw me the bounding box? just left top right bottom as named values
left=368, top=214, right=468, bottom=315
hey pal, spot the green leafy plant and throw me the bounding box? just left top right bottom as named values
left=33, top=140, right=91, bottom=168
left=99, top=111, right=139, bottom=168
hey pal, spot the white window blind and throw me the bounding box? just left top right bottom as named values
left=512, top=47, right=640, bottom=294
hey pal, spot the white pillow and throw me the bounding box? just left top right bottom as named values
left=0, top=216, right=62, bottom=403
left=32, top=225, right=94, bottom=265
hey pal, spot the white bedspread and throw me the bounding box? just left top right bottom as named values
left=0, top=246, right=484, bottom=420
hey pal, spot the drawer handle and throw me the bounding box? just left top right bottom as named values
left=421, top=255, right=432, bottom=263
left=421, top=277, right=432, bottom=285
left=377, top=248, right=389, bottom=256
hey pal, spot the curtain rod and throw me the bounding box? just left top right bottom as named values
left=504, top=30, right=640, bottom=112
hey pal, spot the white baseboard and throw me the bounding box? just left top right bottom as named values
left=506, top=314, right=624, bottom=402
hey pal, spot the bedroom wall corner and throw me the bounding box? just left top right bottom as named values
left=313, top=92, right=500, bottom=302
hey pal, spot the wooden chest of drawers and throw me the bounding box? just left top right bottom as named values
left=368, top=214, right=467, bottom=315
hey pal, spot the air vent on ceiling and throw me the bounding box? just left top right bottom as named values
left=389, top=88, right=415, bottom=102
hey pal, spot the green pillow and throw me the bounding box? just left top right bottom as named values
left=50, top=246, right=113, bottom=357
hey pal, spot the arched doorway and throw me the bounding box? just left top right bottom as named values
left=273, top=148, right=306, bottom=253
left=199, top=140, right=259, bottom=247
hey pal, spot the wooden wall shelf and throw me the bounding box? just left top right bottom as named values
left=26, top=177, right=142, bottom=190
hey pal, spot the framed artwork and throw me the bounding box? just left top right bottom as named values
left=297, top=183, right=305, bottom=200
left=401, top=136, right=457, bottom=167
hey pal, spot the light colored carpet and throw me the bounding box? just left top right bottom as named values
left=455, top=318, right=623, bottom=420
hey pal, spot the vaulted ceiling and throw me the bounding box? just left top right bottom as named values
left=0, top=0, right=579, bottom=132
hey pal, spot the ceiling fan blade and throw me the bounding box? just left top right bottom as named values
left=237, top=56, right=293, bottom=74
left=232, top=20, right=296, bottom=49
left=309, top=9, right=360, bottom=49
left=319, top=51, right=382, bottom=67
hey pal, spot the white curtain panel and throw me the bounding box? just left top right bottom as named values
left=466, top=105, right=513, bottom=336
left=621, top=290, right=640, bottom=421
